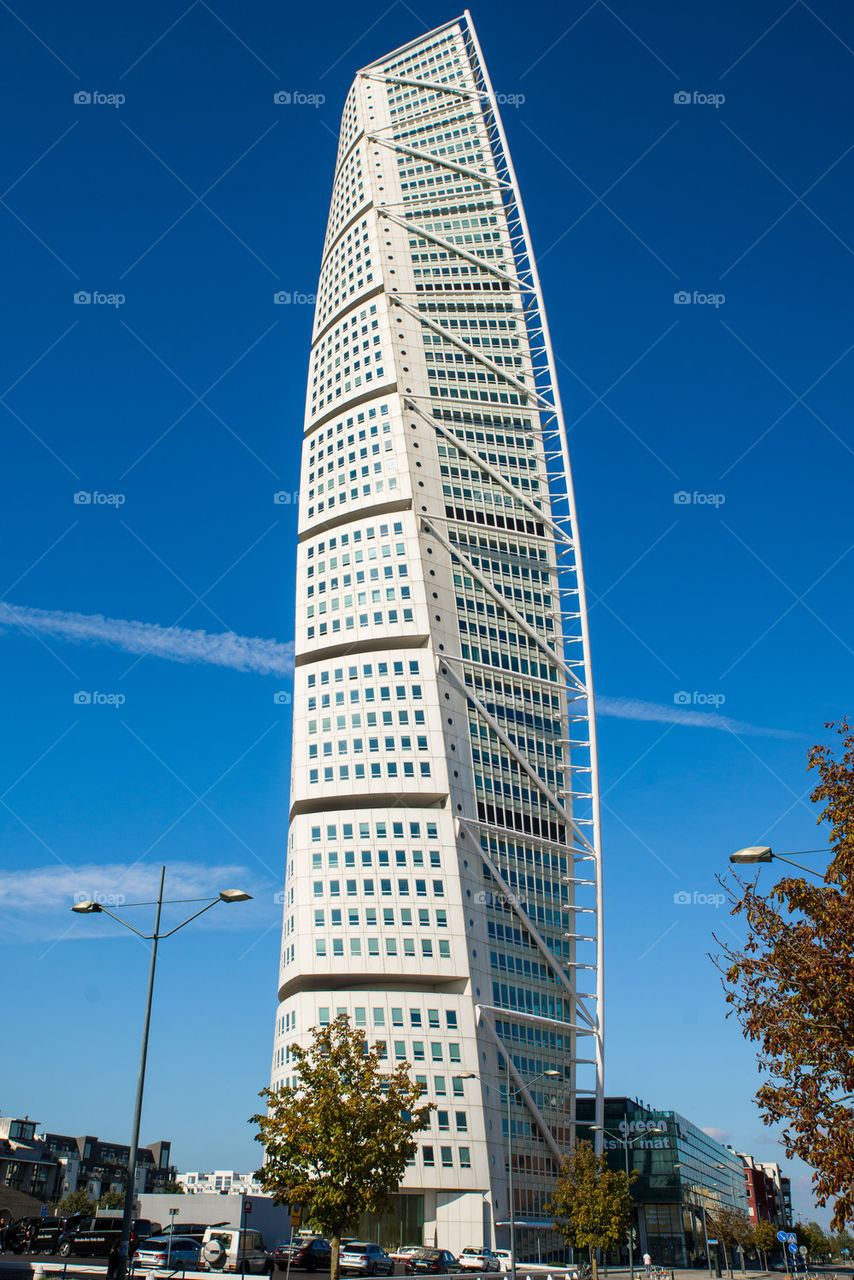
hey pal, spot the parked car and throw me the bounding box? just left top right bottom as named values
left=459, top=1249, right=501, bottom=1273
left=135, top=1236, right=203, bottom=1269
left=273, top=1236, right=331, bottom=1271
left=200, top=1226, right=273, bottom=1274
left=6, top=1216, right=67, bottom=1254
left=405, top=1248, right=462, bottom=1275
left=339, top=1242, right=395, bottom=1276
left=58, top=1217, right=161, bottom=1258
left=390, top=1246, right=424, bottom=1263
left=491, top=1252, right=512, bottom=1273
left=161, top=1224, right=223, bottom=1242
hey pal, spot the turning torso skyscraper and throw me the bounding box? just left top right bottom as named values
left=271, top=11, right=603, bottom=1257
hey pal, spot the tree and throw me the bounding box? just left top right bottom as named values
left=803, top=1221, right=830, bottom=1261
left=251, top=1014, right=433, bottom=1280
left=753, top=1221, right=778, bottom=1270
left=546, top=1141, right=636, bottom=1280
left=831, top=1228, right=854, bottom=1258
left=58, top=1188, right=95, bottom=1216
left=162, top=1181, right=185, bottom=1194
left=705, top=1206, right=752, bottom=1279
left=715, top=719, right=854, bottom=1230
left=98, top=1191, right=125, bottom=1209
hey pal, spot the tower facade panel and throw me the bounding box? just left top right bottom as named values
left=272, top=13, right=603, bottom=1257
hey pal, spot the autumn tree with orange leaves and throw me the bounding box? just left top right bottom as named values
left=716, top=719, right=854, bottom=1230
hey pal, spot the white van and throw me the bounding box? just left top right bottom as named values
left=200, top=1226, right=272, bottom=1274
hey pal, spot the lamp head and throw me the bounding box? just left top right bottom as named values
left=219, top=889, right=252, bottom=903
left=729, top=846, right=772, bottom=864
left=71, top=900, right=103, bottom=914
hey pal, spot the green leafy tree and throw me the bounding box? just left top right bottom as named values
left=58, top=1188, right=95, bottom=1216
left=162, top=1181, right=185, bottom=1194
left=716, top=720, right=854, bottom=1230
left=831, top=1228, right=854, bottom=1258
left=705, top=1206, right=752, bottom=1279
left=98, top=1191, right=125, bottom=1209
left=546, top=1141, right=636, bottom=1280
left=753, top=1221, right=778, bottom=1270
left=803, top=1221, right=830, bottom=1260
left=252, top=1014, right=433, bottom=1280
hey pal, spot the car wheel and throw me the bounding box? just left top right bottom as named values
left=58, top=1243, right=72, bottom=1258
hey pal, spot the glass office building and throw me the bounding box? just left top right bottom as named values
left=577, top=1098, right=750, bottom=1267
left=270, top=10, right=603, bottom=1257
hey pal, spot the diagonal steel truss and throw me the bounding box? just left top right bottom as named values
left=359, top=9, right=604, bottom=1157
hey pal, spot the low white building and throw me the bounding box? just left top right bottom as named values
left=177, top=1171, right=264, bottom=1195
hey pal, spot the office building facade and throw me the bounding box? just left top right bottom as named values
left=271, top=12, right=603, bottom=1256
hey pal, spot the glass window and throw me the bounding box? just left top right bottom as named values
left=440, top=1146, right=453, bottom=1168
left=423, top=1146, right=435, bottom=1167
left=431, top=1042, right=443, bottom=1062
left=459, top=1147, right=471, bottom=1168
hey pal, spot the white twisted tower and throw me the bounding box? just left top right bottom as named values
left=271, top=12, right=603, bottom=1257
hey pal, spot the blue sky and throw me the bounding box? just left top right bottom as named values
left=1, top=0, right=851, bottom=1227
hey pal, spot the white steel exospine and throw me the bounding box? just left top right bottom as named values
left=271, top=11, right=603, bottom=1257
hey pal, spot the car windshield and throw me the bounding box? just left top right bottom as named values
left=345, top=1244, right=371, bottom=1252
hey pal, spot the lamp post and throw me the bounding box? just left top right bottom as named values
left=503, top=1068, right=560, bottom=1280
left=71, top=866, right=251, bottom=1278
left=588, top=1121, right=664, bottom=1280
left=728, top=847, right=830, bottom=878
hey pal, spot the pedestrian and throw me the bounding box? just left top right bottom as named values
left=643, top=1253, right=652, bottom=1275
left=107, top=1241, right=123, bottom=1280
left=27, top=1221, right=40, bottom=1255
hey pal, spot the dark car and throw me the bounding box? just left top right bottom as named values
left=58, top=1216, right=161, bottom=1258
left=405, top=1248, right=462, bottom=1275
left=7, top=1217, right=62, bottom=1254
left=274, top=1236, right=332, bottom=1271
left=340, top=1242, right=395, bottom=1276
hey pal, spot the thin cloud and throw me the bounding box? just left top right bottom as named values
left=597, top=695, right=799, bottom=739
left=702, top=1126, right=731, bottom=1143
left=0, top=602, right=294, bottom=676
left=0, top=861, right=272, bottom=945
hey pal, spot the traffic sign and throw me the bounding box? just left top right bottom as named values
left=777, top=1232, right=788, bottom=1244
left=787, top=1244, right=797, bottom=1256
left=707, top=1240, right=719, bottom=1246
left=787, top=1234, right=797, bottom=1244
left=41, top=1206, right=48, bottom=1218
left=799, top=1247, right=808, bottom=1257
left=244, top=1199, right=252, bottom=1214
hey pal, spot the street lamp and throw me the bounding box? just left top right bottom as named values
left=505, top=1068, right=560, bottom=1280
left=71, top=866, right=251, bottom=1278
left=588, top=1121, right=664, bottom=1280
left=728, top=847, right=830, bottom=878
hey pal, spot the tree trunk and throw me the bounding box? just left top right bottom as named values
left=331, top=1236, right=340, bottom=1280
left=591, top=1246, right=598, bottom=1280
left=721, top=1241, right=731, bottom=1279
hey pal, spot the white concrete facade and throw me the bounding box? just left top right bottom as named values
left=271, top=11, right=603, bottom=1261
